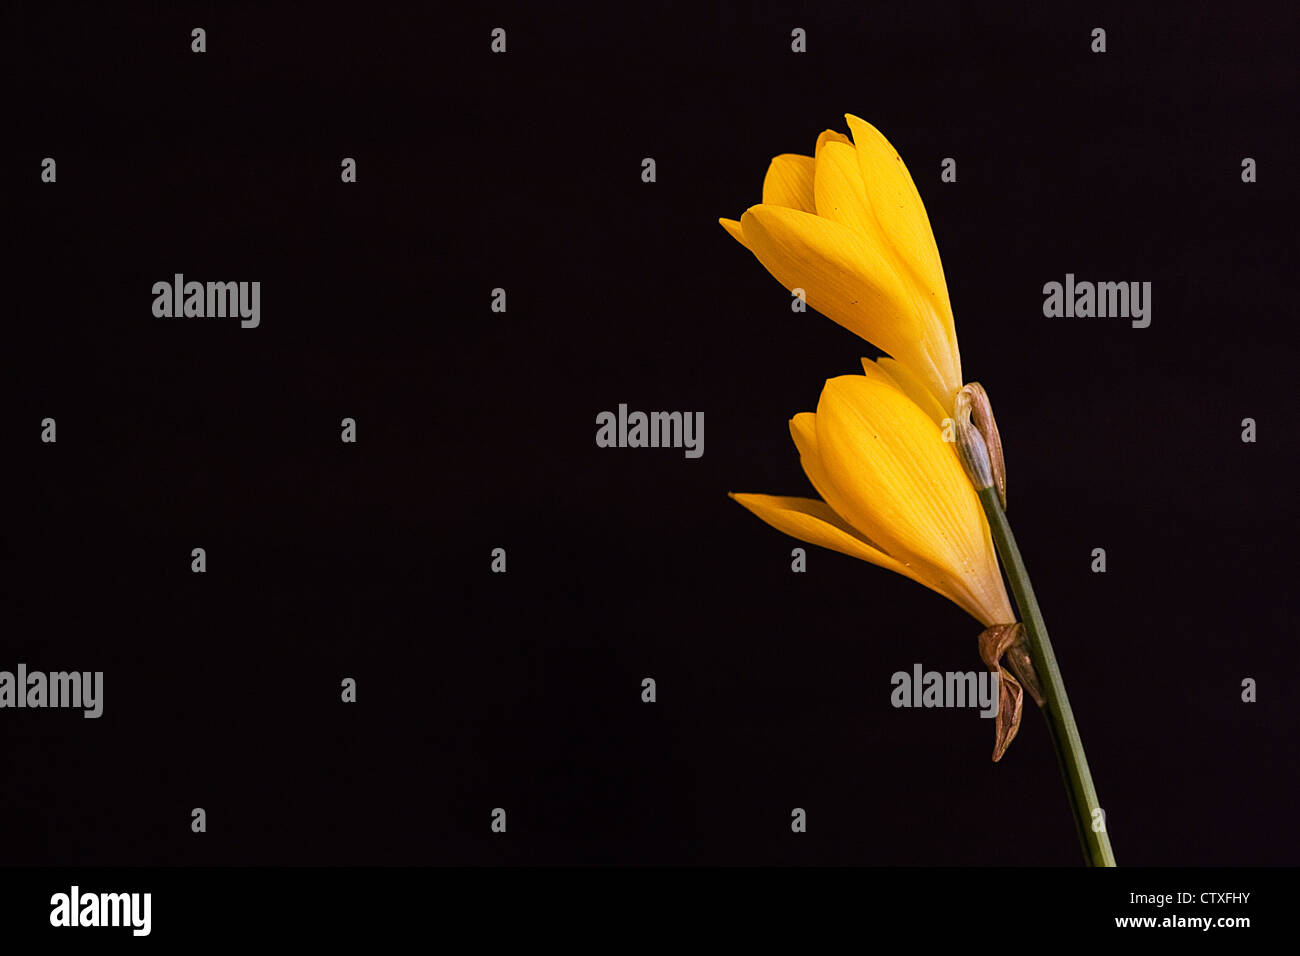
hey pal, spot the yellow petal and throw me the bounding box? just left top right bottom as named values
left=815, top=129, right=852, bottom=155
left=812, top=374, right=1014, bottom=626
left=813, top=140, right=875, bottom=239
left=854, top=357, right=904, bottom=390
left=738, top=203, right=960, bottom=413
left=760, top=153, right=816, bottom=212
left=718, top=217, right=748, bottom=249
left=789, top=412, right=882, bottom=550
left=788, top=399, right=1005, bottom=622
left=869, top=357, right=947, bottom=427
left=843, top=114, right=959, bottom=358
left=728, top=493, right=917, bottom=578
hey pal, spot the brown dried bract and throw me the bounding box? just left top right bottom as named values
left=978, top=622, right=1034, bottom=761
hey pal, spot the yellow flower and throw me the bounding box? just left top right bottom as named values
left=731, top=361, right=1014, bottom=628
left=720, top=115, right=962, bottom=416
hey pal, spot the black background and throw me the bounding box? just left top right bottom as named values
left=4, top=1, right=1296, bottom=867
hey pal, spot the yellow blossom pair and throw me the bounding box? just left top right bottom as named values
left=722, top=115, right=1013, bottom=629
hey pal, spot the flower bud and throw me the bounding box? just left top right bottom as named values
left=963, top=382, right=1006, bottom=509
left=953, top=387, right=994, bottom=493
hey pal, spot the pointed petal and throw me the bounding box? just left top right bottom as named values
left=813, top=140, right=876, bottom=239
left=813, top=374, right=1015, bottom=626
left=871, top=357, right=947, bottom=427
left=790, top=412, right=895, bottom=560
left=844, top=115, right=960, bottom=360
left=855, top=357, right=904, bottom=390
left=815, top=129, right=853, bottom=155
left=718, top=217, right=748, bottom=249
left=760, top=153, right=816, bottom=212
left=728, top=493, right=917, bottom=577
left=842, top=115, right=963, bottom=408
left=738, top=203, right=959, bottom=410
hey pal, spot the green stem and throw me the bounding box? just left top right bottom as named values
left=977, top=487, right=1116, bottom=867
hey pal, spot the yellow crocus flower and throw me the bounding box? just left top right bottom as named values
left=731, top=361, right=1014, bottom=629
left=720, top=115, right=962, bottom=416
left=722, top=118, right=1117, bottom=827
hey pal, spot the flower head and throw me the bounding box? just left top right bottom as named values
left=720, top=115, right=962, bottom=415
left=731, top=361, right=1013, bottom=628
